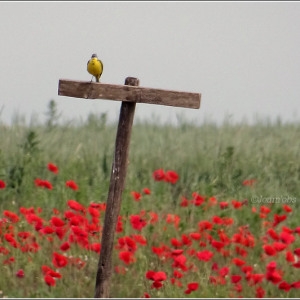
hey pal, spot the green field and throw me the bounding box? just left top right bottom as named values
left=0, top=102, right=300, bottom=298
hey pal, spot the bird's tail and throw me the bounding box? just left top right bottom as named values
left=96, top=75, right=100, bottom=83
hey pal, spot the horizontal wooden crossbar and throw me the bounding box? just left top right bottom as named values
left=58, top=79, right=201, bottom=109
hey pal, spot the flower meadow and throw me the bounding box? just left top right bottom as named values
left=0, top=162, right=300, bottom=298
left=0, top=110, right=300, bottom=297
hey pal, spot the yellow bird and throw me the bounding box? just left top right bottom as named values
left=87, top=53, right=103, bottom=82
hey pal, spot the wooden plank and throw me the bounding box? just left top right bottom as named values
left=58, top=79, right=201, bottom=109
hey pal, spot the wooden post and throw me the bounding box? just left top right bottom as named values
left=94, top=77, right=139, bottom=298
left=58, top=77, right=201, bottom=298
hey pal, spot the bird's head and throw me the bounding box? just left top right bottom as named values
left=91, top=53, right=98, bottom=58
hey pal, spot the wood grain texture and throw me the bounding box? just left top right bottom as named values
left=58, top=79, right=201, bottom=109
left=94, top=77, right=139, bottom=298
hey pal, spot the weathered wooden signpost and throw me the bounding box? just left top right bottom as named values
left=58, top=77, right=201, bottom=298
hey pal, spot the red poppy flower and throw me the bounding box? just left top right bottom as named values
left=294, top=227, right=300, bottom=235
left=50, top=216, right=65, bottom=227
left=60, top=241, right=70, bottom=251
left=185, top=282, right=199, bottom=294
left=44, top=274, right=56, bottom=286
left=212, top=215, right=223, bottom=225
left=170, top=238, right=182, bottom=248
left=263, top=244, right=277, bottom=256
left=172, top=254, right=187, bottom=271
left=131, top=191, right=142, bottom=201
left=132, top=234, right=147, bottom=246
left=278, top=281, right=291, bottom=292
left=34, top=179, right=53, bottom=190
left=65, top=180, right=79, bottom=191
left=153, top=271, right=167, bottom=282
left=255, top=286, right=265, bottom=298
left=67, top=200, right=85, bottom=212
left=293, top=262, right=300, bottom=268
left=130, top=215, right=147, bottom=231
left=232, top=258, right=246, bottom=266
left=152, top=245, right=170, bottom=258
left=146, top=270, right=156, bottom=280
left=89, top=243, right=101, bottom=253
left=152, top=169, right=165, bottom=181
left=267, top=228, right=279, bottom=240
left=4, top=233, right=15, bottom=243
left=196, top=250, right=213, bottom=262
left=219, top=202, right=229, bottom=209
left=117, top=236, right=137, bottom=252
left=231, top=275, right=242, bottom=284
left=209, top=276, right=217, bottom=285
left=235, top=246, right=248, bottom=257
left=208, top=196, right=218, bottom=205
left=0, top=246, right=9, bottom=255
left=190, top=232, right=201, bottom=240
left=272, top=242, right=286, bottom=252
left=152, top=281, right=163, bottom=289
left=166, top=214, right=180, bottom=229
left=40, top=226, right=55, bottom=235
left=266, top=261, right=277, bottom=271
left=3, top=256, right=15, bottom=265
left=115, top=215, right=123, bottom=233
left=241, top=265, right=253, bottom=274
left=242, top=179, right=256, bottom=186
left=55, top=227, right=67, bottom=240
left=232, top=200, right=243, bottom=209
left=280, top=231, right=295, bottom=244
left=294, top=248, right=300, bottom=257
left=173, top=270, right=183, bottom=279
left=283, top=225, right=294, bottom=233
left=283, top=204, right=292, bottom=213
left=223, top=217, right=234, bottom=226
left=143, top=292, right=151, bottom=298
left=26, top=213, right=37, bottom=226
left=191, top=193, right=205, bottom=206
left=273, top=214, right=287, bottom=227
left=266, top=270, right=282, bottom=284
left=181, top=234, right=192, bottom=246
left=219, top=266, right=229, bottom=277
left=148, top=211, right=158, bottom=224
left=41, top=265, right=53, bottom=275
left=142, top=188, right=151, bottom=195
left=16, top=269, right=25, bottom=278
left=47, top=163, right=59, bottom=174
left=198, top=220, right=213, bottom=231
left=251, top=273, right=264, bottom=285
left=71, top=226, right=88, bottom=239
left=188, top=282, right=199, bottom=291
left=52, top=252, right=68, bottom=268
left=180, top=197, right=189, bottom=207
left=146, top=271, right=167, bottom=289
left=164, top=170, right=179, bottom=184
left=260, top=206, right=271, bottom=214
left=47, top=270, right=62, bottom=279
left=0, top=180, right=6, bottom=189
left=119, top=251, right=135, bottom=264
left=211, top=240, right=225, bottom=250
left=87, top=207, right=100, bottom=219
left=291, top=281, right=300, bottom=288
left=285, top=250, right=295, bottom=263
left=3, top=210, right=20, bottom=223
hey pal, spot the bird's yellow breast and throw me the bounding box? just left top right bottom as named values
left=87, top=57, right=103, bottom=78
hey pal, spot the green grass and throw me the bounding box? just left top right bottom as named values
left=0, top=107, right=300, bottom=298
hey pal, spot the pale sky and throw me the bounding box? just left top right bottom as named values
left=1, top=2, right=299, bottom=126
